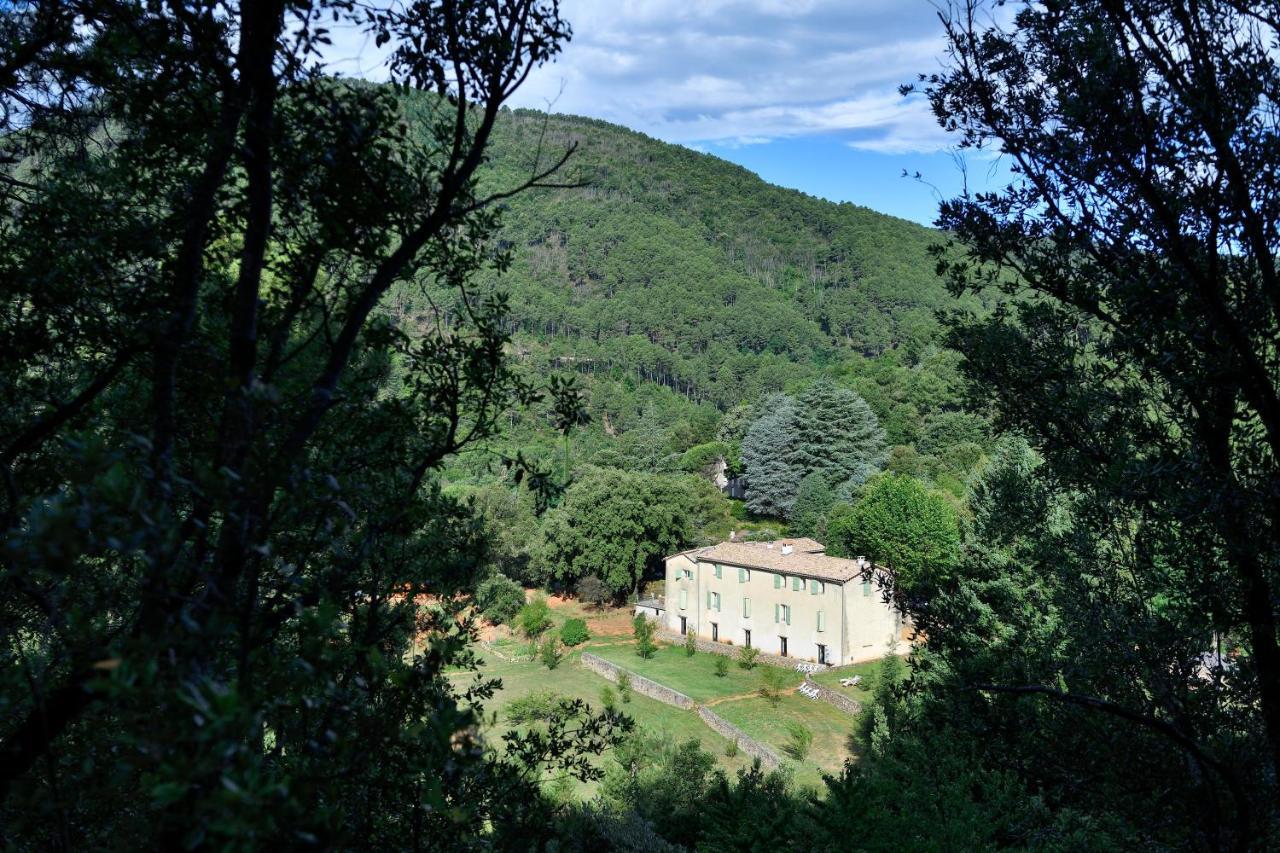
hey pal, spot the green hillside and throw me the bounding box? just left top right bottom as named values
left=396, top=106, right=985, bottom=485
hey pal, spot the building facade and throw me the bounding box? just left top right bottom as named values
left=661, top=537, right=909, bottom=666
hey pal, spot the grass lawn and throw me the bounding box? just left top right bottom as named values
left=590, top=642, right=801, bottom=704
left=807, top=658, right=892, bottom=707
left=712, top=692, right=856, bottom=791
left=449, top=647, right=752, bottom=798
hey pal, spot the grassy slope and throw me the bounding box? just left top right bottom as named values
left=589, top=642, right=800, bottom=704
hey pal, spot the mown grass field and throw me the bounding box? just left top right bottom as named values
left=454, top=596, right=884, bottom=801
left=589, top=641, right=800, bottom=703
left=449, top=643, right=753, bottom=797
left=712, top=692, right=856, bottom=790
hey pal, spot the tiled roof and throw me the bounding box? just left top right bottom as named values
left=690, top=539, right=869, bottom=584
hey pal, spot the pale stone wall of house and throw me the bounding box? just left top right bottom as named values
left=841, top=578, right=909, bottom=663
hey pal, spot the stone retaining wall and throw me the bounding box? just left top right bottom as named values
left=578, top=653, right=783, bottom=771
left=805, top=676, right=862, bottom=716
left=657, top=631, right=793, bottom=669
left=579, top=653, right=695, bottom=709
left=697, top=707, right=783, bottom=770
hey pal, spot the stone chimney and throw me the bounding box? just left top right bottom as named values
left=729, top=530, right=736, bottom=541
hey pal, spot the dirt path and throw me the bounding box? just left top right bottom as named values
left=701, top=683, right=804, bottom=707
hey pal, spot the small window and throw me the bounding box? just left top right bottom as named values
left=738, top=567, right=750, bottom=583
left=773, top=574, right=783, bottom=589
left=783, top=604, right=791, bottom=625
left=810, top=580, right=824, bottom=595
left=679, top=589, right=687, bottom=609
left=744, top=629, right=752, bottom=649
left=714, top=564, right=722, bottom=579
left=742, top=597, right=751, bottom=618
left=817, top=610, right=826, bottom=632
left=792, top=576, right=802, bottom=592
left=712, top=592, right=721, bottom=611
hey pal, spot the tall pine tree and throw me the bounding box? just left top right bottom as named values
left=791, top=378, right=887, bottom=497
left=741, top=394, right=802, bottom=517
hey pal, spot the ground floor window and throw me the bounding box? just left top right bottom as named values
left=779, top=636, right=788, bottom=657
left=711, top=622, right=718, bottom=642
left=744, top=629, right=751, bottom=648
left=679, top=615, right=687, bottom=635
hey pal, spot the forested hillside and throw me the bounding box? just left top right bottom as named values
left=400, top=105, right=987, bottom=490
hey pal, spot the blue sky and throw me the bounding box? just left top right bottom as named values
left=326, top=0, right=1006, bottom=226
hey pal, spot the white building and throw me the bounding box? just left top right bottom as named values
left=661, top=537, right=910, bottom=665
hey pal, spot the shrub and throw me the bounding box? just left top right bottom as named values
left=714, top=656, right=730, bottom=678
left=507, top=690, right=563, bottom=725
left=782, top=721, right=813, bottom=761
left=474, top=573, right=525, bottom=625
left=576, top=575, right=611, bottom=608
left=758, top=667, right=786, bottom=706
left=633, top=615, right=656, bottom=659
left=560, top=617, right=590, bottom=647
left=738, top=646, right=760, bottom=670
left=617, top=671, right=633, bottom=703
left=684, top=631, right=697, bottom=657
left=540, top=635, right=562, bottom=669
left=725, top=739, right=739, bottom=758
left=600, top=685, right=617, bottom=711
left=517, top=594, right=553, bottom=642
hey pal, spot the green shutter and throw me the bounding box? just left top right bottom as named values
left=792, top=576, right=801, bottom=591
left=707, top=590, right=712, bottom=609
left=774, top=574, right=782, bottom=589
left=774, top=603, right=780, bottom=623
left=743, top=597, right=751, bottom=618
left=738, top=567, right=747, bottom=582
left=784, top=605, right=791, bottom=625
left=862, top=580, right=872, bottom=597
left=810, top=580, right=821, bottom=595
left=714, top=564, right=721, bottom=579
left=817, top=610, right=826, bottom=632
left=715, top=592, right=721, bottom=611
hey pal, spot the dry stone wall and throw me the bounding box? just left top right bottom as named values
left=697, top=707, right=783, bottom=770
left=577, top=653, right=783, bottom=770
left=805, top=676, right=862, bottom=716
left=579, top=653, right=695, bottom=709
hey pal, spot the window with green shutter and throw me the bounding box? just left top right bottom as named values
left=792, top=576, right=801, bottom=591
left=714, top=563, right=722, bottom=579
left=713, top=592, right=721, bottom=611
left=773, top=574, right=782, bottom=589
left=783, top=605, right=791, bottom=625
left=810, top=580, right=823, bottom=595
left=774, top=603, right=780, bottom=622
left=738, top=567, right=749, bottom=582
left=742, top=597, right=751, bottom=618
left=817, top=610, right=826, bottom=632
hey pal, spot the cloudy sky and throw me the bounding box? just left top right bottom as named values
left=327, top=1, right=997, bottom=225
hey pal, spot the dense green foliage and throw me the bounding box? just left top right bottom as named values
left=741, top=383, right=887, bottom=518
left=826, top=473, right=961, bottom=591
left=475, top=573, right=526, bottom=625
left=559, top=617, right=590, bottom=647
left=538, top=467, right=731, bottom=597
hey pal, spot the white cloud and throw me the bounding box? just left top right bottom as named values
left=318, top=1, right=955, bottom=153
left=507, top=0, right=954, bottom=152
